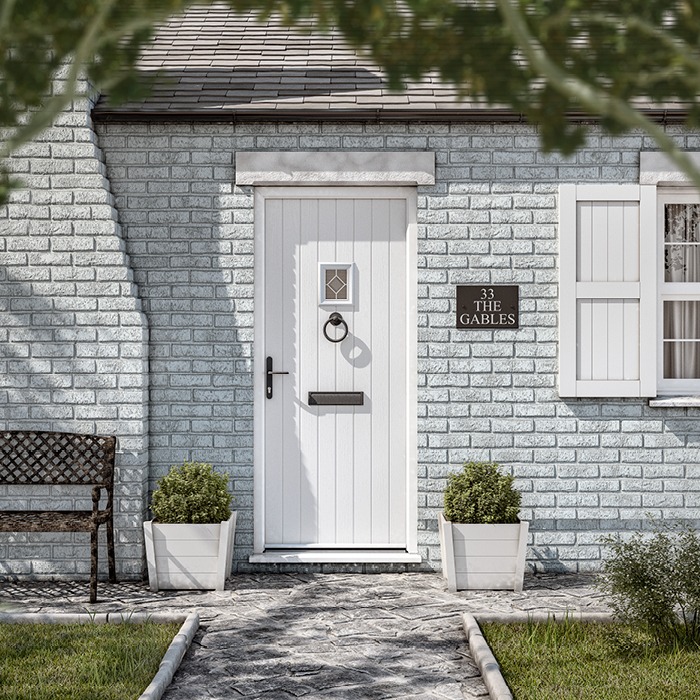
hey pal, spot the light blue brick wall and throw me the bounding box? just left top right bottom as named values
left=3, top=105, right=700, bottom=578
left=93, top=119, right=700, bottom=575
left=0, top=84, right=149, bottom=580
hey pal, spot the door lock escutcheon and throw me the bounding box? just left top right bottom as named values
left=266, top=356, right=289, bottom=399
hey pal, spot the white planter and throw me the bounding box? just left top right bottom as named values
left=439, top=512, right=528, bottom=592
left=143, top=512, right=237, bottom=591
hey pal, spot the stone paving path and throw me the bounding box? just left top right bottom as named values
left=0, top=572, right=611, bottom=699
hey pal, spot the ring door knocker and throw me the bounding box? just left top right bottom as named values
left=323, top=312, right=349, bottom=343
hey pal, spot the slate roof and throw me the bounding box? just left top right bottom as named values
left=93, top=3, right=512, bottom=120
left=93, top=2, right=688, bottom=121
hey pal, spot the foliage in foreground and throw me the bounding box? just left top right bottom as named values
left=482, top=618, right=700, bottom=700
left=0, top=621, right=180, bottom=700
left=443, top=461, right=521, bottom=524
left=600, top=521, right=700, bottom=648
left=6, top=1, right=700, bottom=203
left=151, top=460, right=232, bottom=524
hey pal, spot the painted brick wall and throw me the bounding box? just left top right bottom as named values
left=92, top=119, right=700, bottom=575
left=0, top=81, right=149, bottom=580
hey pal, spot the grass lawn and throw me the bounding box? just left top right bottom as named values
left=0, top=620, right=181, bottom=700
left=481, top=619, right=700, bottom=700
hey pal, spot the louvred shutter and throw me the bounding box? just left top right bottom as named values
left=559, top=184, right=657, bottom=398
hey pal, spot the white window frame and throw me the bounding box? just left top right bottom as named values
left=318, top=262, right=355, bottom=307
left=657, top=188, right=700, bottom=395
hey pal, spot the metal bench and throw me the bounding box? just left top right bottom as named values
left=0, top=430, right=117, bottom=603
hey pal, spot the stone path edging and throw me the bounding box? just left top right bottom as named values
left=463, top=614, right=513, bottom=700
left=462, top=611, right=616, bottom=700
left=140, top=612, right=200, bottom=700
left=0, top=610, right=199, bottom=700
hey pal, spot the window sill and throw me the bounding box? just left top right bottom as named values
left=648, top=396, right=700, bottom=407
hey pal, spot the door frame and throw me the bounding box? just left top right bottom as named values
left=251, top=186, right=419, bottom=563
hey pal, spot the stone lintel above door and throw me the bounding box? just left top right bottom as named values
left=235, top=151, right=435, bottom=186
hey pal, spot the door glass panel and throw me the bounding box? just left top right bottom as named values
left=325, top=268, right=348, bottom=300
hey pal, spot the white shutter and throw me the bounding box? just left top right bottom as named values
left=559, top=184, right=657, bottom=398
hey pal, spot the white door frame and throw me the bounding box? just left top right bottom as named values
left=251, top=186, right=419, bottom=563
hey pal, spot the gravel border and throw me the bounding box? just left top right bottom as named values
left=0, top=610, right=199, bottom=700
left=462, top=611, right=616, bottom=700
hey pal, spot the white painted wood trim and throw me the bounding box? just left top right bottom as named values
left=569, top=184, right=641, bottom=200
left=514, top=521, right=529, bottom=593
left=253, top=188, right=267, bottom=555
left=252, top=186, right=420, bottom=560
left=216, top=511, right=237, bottom=590
left=574, top=380, right=641, bottom=397
left=576, top=282, right=640, bottom=298
left=236, top=151, right=436, bottom=186
left=143, top=520, right=158, bottom=592
left=656, top=189, right=700, bottom=396
left=558, top=184, right=578, bottom=397
left=439, top=513, right=458, bottom=592
left=405, top=188, right=419, bottom=556
left=639, top=185, right=658, bottom=397
left=560, top=184, right=649, bottom=399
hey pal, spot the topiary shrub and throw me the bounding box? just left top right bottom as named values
left=150, top=461, right=232, bottom=524
left=443, top=461, right=521, bottom=524
left=600, top=521, right=700, bottom=648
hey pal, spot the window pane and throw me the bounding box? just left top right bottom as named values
left=664, top=204, right=700, bottom=282
left=664, top=301, right=700, bottom=340
left=665, top=245, right=700, bottom=282
left=664, top=342, right=700, bottom=378
left=663, top=301, right=700, bottom=378
left=665, top=204, right=700, bottom=243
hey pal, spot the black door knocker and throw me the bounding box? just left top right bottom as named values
left=323, top=312, right=349, bottom=343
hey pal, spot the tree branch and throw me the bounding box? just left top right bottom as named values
left=497, top=0, right=700, bottom=190
left=0, top=0, right=117, bottom=160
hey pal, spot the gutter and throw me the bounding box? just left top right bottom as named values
left=91, top=107, right=690, bottom=125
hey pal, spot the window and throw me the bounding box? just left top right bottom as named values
left=658, top=191, right=700, bottom=393
left=318, top=263, right=354, bottom=306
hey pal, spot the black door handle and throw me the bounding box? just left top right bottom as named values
left=266, top=356, right=289, bottom=399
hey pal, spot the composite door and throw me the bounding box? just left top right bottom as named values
left=261, top=187, right=411, bottom=554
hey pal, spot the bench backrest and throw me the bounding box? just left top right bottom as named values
left=0, top=431, right=116, bottom=487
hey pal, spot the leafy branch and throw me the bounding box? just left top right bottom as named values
left=5, top=0, right=700, bottom=205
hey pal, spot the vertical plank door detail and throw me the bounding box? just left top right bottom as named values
left=263, top=191, right=408, bottom=549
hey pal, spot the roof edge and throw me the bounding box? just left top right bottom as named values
left=91, top=107, right=691, bottom=124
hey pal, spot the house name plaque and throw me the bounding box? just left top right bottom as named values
left=456, top=285, right=519, bottom=329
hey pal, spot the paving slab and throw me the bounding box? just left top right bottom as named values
left=0, top=572, right=611, bottom=699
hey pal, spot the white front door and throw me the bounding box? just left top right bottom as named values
left=253, top=187, right=417, bottom=560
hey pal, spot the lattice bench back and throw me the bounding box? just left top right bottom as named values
left=0, top=431, right=116, bottom=486
left=0, top=430, right=117, bottom=603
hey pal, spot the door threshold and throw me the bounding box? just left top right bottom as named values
left=249, top=550, right=423, bottom=564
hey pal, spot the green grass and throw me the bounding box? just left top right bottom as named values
left=481, top=619, right=700, bottom=700
left=0, top=621, right=181, bottom=700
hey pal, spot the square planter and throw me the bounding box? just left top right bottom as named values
left=439, top=512, right=528, bottom=592
left=143, top=512, right=237, bottom=591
